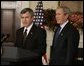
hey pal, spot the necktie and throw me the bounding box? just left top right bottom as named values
left=55, top=26, right=61, bottom=38
left=24, top=29, right=27, bottom=38
left=53, top=26, right=61, bottom=47
left=23, top=29, right=27, bottom=47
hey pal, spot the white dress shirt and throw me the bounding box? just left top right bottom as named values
left=60, top=20, right=69, bottom=33
left=23, top=23, right=33, bottom=36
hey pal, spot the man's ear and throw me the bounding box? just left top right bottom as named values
left=65, top=14, right=69, bottom=19
left=32, top=16, right=34, bottom=20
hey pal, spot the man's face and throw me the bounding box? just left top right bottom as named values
left=56, top=8, right=68, bottom=25
left=21, top=12, right=34, bottom=27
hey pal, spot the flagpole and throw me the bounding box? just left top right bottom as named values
left=58, top=1, right=60, bottom=6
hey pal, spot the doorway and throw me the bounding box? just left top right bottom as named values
left=1, top=9, right=15, bottom=42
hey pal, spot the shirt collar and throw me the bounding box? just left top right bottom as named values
left=24, top=23, right=33, bottom=34
left=60, top=20, right=69, bottom=29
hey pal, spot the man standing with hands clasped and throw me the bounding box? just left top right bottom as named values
left=49, top=6, right=80, bottom=65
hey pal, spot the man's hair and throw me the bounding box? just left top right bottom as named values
left=20, top=8, right=34, bottom=17
left=56, top=6, right=71, bottom=15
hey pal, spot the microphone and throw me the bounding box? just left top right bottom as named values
left=1, top=34, right=5, bottom=38
left=1, top=34, right=10, bottom=44
left=1, top=34, right=9, bottom=55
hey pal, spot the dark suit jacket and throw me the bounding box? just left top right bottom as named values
left=15, top=24, right=46, bottom=65
left=49, top=22, right=80, bottom=65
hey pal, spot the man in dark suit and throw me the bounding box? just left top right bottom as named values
left=49, top=6, right=80, bottom=65
left=15, top=8, right=46, bottom=65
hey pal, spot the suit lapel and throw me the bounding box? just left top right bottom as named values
left=25, top=24, right=35, bottom=40
left=20, top=27, right=24, bottom=39
left=59, top=22, right=70, bottom=37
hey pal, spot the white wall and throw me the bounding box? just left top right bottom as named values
left=60, top=1, right=83, bottom=12
left=78, top=29, right=83, bottom=48
left=29, top=1, right=59, bottom=11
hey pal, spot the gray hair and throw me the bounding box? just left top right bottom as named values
left=56, top=6, right=71, bottom=15
left=20, top=8, right=34, bottom=17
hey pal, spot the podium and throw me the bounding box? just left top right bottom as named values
left=1, top=46, right=38, bottom=65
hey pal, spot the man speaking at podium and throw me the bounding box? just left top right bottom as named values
left=15, top=8, right=46, bottom=65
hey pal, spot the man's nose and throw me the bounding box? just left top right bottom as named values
left=23, top=18, right=26, bottom=21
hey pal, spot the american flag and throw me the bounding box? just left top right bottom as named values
left=33, top=1, right=48, bottom=65
left=33, top=1, right=45, bottom=28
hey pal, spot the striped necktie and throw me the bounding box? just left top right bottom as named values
left=24, top=29, right=27, bottom=38
left=53, top=26, right=61, bottom=47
